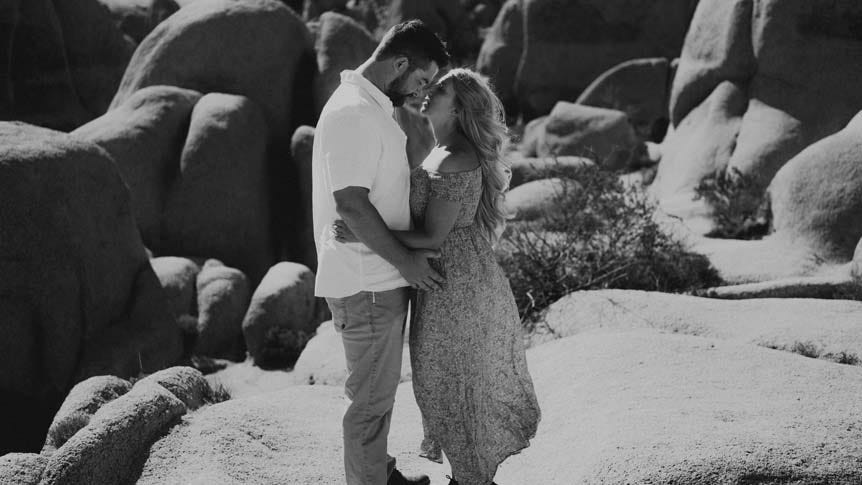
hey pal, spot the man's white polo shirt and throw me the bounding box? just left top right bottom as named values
left=312, top=70, right=411, bottom=298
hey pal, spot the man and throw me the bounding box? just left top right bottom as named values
left=311, top=20, right=451, bottom=485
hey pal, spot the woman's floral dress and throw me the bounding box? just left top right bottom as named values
left=409, top=160, right=541, bottom=485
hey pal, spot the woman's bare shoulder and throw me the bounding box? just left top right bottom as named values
left=436, top=149, right=480, bottom=174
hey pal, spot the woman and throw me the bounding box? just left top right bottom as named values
left=335, top=68, right=540, bottom=485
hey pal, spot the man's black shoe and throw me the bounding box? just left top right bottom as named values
left=388, top=468, right=430, bottom=485
left=446, top=477, right=499, bottom=485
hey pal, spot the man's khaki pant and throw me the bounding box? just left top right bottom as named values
left=326, top=287, right=409, bottom=485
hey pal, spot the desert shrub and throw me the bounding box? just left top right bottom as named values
left=497, top=163, right=722, bottom=328
left=770, top=341, right=860, bottom=366
left=693, top=168, right=771, bottom=240
left=826, top=351, right=861, bottom=366
left=790, top=340, right=821, bottom=359
left=205, top=379, right=232, bottom=404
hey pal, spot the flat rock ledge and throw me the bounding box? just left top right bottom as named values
left=697, top=273, right=862, bottom=301
left=534, top=289, right=862, bottom=367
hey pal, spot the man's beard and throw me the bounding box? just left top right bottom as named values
left=385, top=71, right=412, bottom=107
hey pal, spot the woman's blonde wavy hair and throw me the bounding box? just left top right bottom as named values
left=444, top=68, right=512, bottom=242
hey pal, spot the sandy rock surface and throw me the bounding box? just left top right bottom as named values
left=536, top=290, right=862, bottom=366
left=144, top=328, right=862, bottom=484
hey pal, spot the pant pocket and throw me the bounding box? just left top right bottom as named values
left=326, top=297, right=348, bottom=332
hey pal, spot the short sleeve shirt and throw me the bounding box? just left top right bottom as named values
left=312, top=70, right=411, bottom=297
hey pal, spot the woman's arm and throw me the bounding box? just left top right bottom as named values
left=335, top=197, right=461, bottom=250
left=395, top=107, right=435, bottom=170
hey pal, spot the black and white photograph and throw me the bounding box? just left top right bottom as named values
left=1, top=0, right=861, bottom=484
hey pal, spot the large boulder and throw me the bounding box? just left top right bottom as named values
left=136, top=386, right=350, bottom=484
left=381, top=0, right=478, bottom=62
left=0, top=453, right=46, bottom=485
left=0, top=0, right=89, bottom=130
left=508, top=154, right=593, bottom=188
left=74, top=88, right=276, bottom=281
left=469, top=0, right=501, bottom=28
left=290, top=320, right=415, bottom=387
left=159, top=93, right=275, bottom=284
left=0, top=121, right=62, bottom=143
left=49, top=0, right=137, bottom=116
left=136, top=383, right=423, bottom=484
left=651, top=80, right=747, bottom=201
left=109, top=0, right=318, bottom=265
left=505, top=178, right=579, bottom=222
left=476, top=0, right=523, bottom=117
left=242, top=262, right=322, bottom=367
left=134, top=366, right=211, bottom=411
left=96, top=0, right=181, bottom=43
left=40, top=383, right=186, bottom=485
left=575, top=57, right=672, bottom=142
left=150, top=256, right=202, bottom=320
left=289, top=321, right=346, bottom=386
left=536, top=102, right=640, bottom=170
left=72, top=85, right=203, bottom=245
left=480, top=0, right=697, bottom=121
left=111, top=0, right=314, bottom=142
left=302, top=0, right=347, bottom=20
left=290, top=125, right=318, bottom=269
left=0, top=133, right=181, bottom=453
left=853, top=238, right=862, bottom=282
left=72, top=264, right=184, bottom=382
left=769, top=111, right=862, bottom=261
left=655, top=0, right=862, bottom=227
left=726, top=0, right=862, bottom=182
left=42, top=376, right=132, bottom=453
left=518, top=114, right=546, bottom=157
left=194, top=262, right=251, bottom=360
left=311, top=12, right=375, bottom=113
left=668, top=0, right=756, bottom=128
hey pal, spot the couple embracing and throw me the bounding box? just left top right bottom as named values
left=312, top=20, right=540, bottom=485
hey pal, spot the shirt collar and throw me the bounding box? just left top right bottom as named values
left=340, top=70, right=394, bottom=115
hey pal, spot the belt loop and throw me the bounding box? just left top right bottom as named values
left=372, top=291, right=376, bottom=304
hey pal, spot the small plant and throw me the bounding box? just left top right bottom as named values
left=497, top=162, right=722, bottom=328
left=790, top=341, right=821, bottom=359
left=693, top=168, right=771, bottom=240
left=824, top=351, right=861, bottom=366
left=205, top=379, right=232, bottom=404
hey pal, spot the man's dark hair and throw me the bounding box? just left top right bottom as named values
left=375, top=20, right=450, bottom=70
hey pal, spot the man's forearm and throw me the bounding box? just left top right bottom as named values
left=337, top=197, right=412, bottom=269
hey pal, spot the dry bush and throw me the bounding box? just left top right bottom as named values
left=693, top=168, right=771, bottom=240
left=497, top=163, right=722, bottom=328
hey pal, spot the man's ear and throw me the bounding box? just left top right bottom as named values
left=393, top=56, right=410, bottom=75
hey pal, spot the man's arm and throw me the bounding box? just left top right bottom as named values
left=389, top=196, right=461, bottom=249
left=334, top=186, right=444, bottom=291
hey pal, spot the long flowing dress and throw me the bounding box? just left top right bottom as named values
left=409, top=160, right=541, bottom=485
